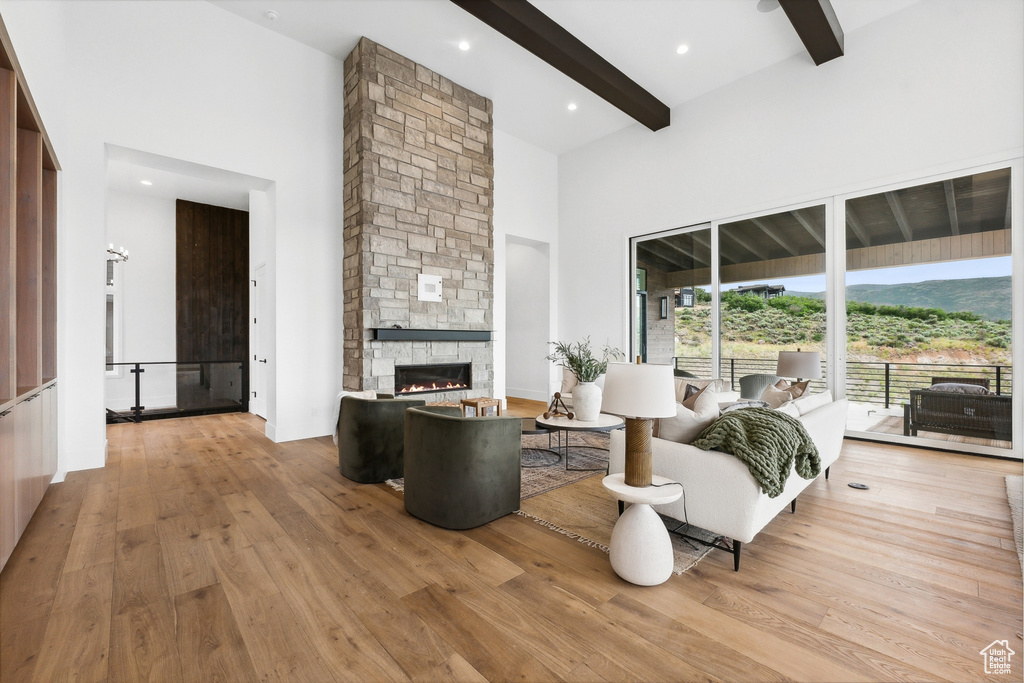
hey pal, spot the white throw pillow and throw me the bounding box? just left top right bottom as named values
left=794, top=389, right=833, bottom=416
left=760, top=384, right=794, bottom=409
left=657, top=389, right=719, bottom=444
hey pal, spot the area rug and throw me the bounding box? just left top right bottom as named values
left=384, top=431, right=716, bottom=574
left=517, top=475, right=716, bottom=575
left=1007, top=475, right=1022, bottom=576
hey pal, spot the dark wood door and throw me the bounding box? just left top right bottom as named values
left=175, top=199, right=249, bottom=366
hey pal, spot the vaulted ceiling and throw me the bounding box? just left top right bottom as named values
left=209, top=0, right=921, bottom=155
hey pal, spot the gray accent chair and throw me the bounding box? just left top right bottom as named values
left=337, top=395, right=426, bottom=483
left=403, top=405, right=522, bottom=530
left=739, top=374, right=783, bottom=400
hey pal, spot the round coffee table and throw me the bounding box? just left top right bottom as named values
left=602, top=473, right=683, bottom=586
left=534, top=413, right=625, bottom=471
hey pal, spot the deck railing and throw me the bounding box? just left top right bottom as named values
left=673, top=356, right=1013, bottom=407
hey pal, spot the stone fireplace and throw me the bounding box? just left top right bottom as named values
left=343, top=37, right=494, bottom=400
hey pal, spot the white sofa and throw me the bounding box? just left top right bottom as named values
left=609, top=392, right=848, bottom=570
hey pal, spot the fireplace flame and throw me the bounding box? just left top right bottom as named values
left=399, top=382, right=468, bottom=394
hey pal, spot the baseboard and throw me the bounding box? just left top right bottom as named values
left=506, top=387, right=549, bottom=402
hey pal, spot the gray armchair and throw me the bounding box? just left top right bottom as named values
left=739, top=374, right=783, bottom=400
left=403, top=406, right=522, bottom=530
left=337, top=395, right=425, bottom=483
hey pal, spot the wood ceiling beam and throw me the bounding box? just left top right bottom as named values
left=884, top=191, right=913, bottom=242
left=636, top=243, right=685, bottom=274
left=943, top=180, right=960, bottom=236
left=778, top=0, right=844, bottom=66
left=750, top=217, right=800, bottom=256
left=792, top=209, right=826, bottom=249
left=719, top=226, right=764, bottom=262
left=449, top=0, right=670, bottom=131
left=657, top=236, right=710, bottom=267
left=845, top=206, right=871, bottom=248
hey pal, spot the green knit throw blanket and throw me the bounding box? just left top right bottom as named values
left=693, top=407, right=820, bottom=498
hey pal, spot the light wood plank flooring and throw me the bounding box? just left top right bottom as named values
left=1, top=406, right=1021, bottom=682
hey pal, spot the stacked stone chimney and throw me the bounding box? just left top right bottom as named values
left=342, top=37, right=494, bottom=397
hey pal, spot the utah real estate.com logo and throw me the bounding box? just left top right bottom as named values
left=980, top=640, right=1015, bottom=675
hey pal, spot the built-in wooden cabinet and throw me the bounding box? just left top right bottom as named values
left=1, top=13, right=60, bottom=572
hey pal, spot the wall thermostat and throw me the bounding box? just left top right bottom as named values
left=417, top=274, right=442, bottom=302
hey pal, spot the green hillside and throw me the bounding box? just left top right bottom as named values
left=788, top=276, right=1010, bottom=321
left=675, top=290, right=1011, bottom=364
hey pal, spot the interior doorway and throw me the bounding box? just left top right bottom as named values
left=505, top=236, right=551, bottom=402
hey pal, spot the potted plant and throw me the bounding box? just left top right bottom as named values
left=547, top=338, right=622, bottom=421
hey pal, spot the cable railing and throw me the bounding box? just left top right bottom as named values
left=673, top=356, right=1013, bottom=407
left=105, top=360, right=247, bottom=423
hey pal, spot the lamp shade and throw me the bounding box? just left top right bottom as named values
left=601, top=363, right=676, bottom=419
left=776, top=351, right=822, bottom=380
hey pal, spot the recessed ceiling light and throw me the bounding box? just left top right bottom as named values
left=676, top=44, right=689, bottom=55
left=757, top=0, right=780, bottom=12
left=264, top=10, right=279, bottom=21
left=458, top=41, right=471, bottom=51
left=140, top=180, right=152, bottom=186
left=567, top=103, right=577, bottom=111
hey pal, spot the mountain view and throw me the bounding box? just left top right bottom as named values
left=675, top=275, right=1012, bottom=366
left=788, top=276, right=1011, bottom=322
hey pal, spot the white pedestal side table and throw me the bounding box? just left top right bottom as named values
left=602, top=473, right=683, bottom=586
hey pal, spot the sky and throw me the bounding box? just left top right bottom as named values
left=726, top=256, right=1012, bottom=293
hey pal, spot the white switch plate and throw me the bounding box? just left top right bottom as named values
left=418, top=273, right=442, bottom=302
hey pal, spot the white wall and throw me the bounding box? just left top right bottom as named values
left=505, top=238, right=550, bottom=401
left=493, top=130, right=559, bottom=404
left=557, top=0, right=1024, bottom=355
left=2, top=0, right=346, bottom=472
left=104, top=190, right=176, bottom=410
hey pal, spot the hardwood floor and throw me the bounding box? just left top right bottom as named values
left=1, top=409, right=1020, bottom=682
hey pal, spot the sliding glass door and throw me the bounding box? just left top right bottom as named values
left=629, top=161, right=1019, bottom=458
left=718, top=205, right=827, bottom=396
left=843, top=168, right=1013, bottom=454
left=632, top=226, right=712, bottom=375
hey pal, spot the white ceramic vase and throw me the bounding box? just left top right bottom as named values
left=573, top=381, right=602, bottom=422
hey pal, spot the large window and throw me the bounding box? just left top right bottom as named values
left=629, top=162, right=1017, bottom=458
left=634, top=227, right=711, bottom=374
left=719, top=206, right=827, bottom=394
left=844, top=168, right=1013, bottom=451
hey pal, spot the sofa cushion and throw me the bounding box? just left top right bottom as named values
left=775, top=379, right=810, bottom=399
left=775, top=401, right=801, bottom=418
left=681, top=383, right=709, bottom=409
left=658, top=390, right=719, bottom=444
left=928, top=382, right=990, bottom=395
left=794, top=389, right=833, bottom=415
left=673, top=377, right=728, bottom=403
left=759, top=384, right=794, bottom=409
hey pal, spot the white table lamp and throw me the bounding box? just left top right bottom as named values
left=776, top=350, right=821, bottom=383
left=601, top=362, right=676, bottom=487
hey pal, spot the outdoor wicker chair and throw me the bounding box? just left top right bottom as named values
left=904, top=377, right=1012, bottom=441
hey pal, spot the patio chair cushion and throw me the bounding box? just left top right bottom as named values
left=928, top=382, right=990, bottom=395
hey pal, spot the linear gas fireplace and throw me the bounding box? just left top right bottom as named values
left=395, top=363, right=472, bottom=395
